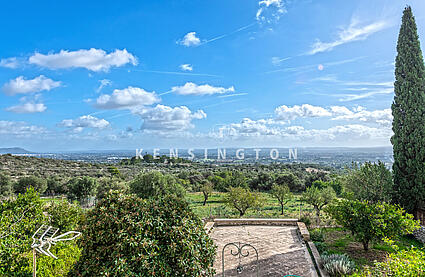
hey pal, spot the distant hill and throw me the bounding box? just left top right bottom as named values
left=0, top=147, right=33, bottom=154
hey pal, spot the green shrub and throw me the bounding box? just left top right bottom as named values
left=314, top=242, right=328, bottom=254
left=46, top=200, right=84, bottom=231
left=14, top=175, right=48, bottom=194
left=69, top=191, right=216, bottom=276
left=0, top=171, right=13, bottom=198
left=310, top=229, right=325, bottom=242
left=0, top=188, right=47, bottom=276
left=356, top=247, right=425, bottom=276
left=129, top=171, right=185, bottom=199
left=326, top=200, right=420, bottom=251
left=96, top=177, right=129, bottom=200
left=66, top=177, right=97, bottom=202
left=321, top=253, right=356, bottom=276
left=26, top=241, right=81, bottom=277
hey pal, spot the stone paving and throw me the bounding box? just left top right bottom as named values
left=210, top=225, right=317, bottom=277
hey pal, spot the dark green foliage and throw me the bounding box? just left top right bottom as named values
left=46, top=175, right=67, bottom=195
left=96, top=177, right=129, bottom=200
left=249, top=172, right=274, bottom=191
left=46, top=200, right=84, bottom=231
left=129, top=171, right=185, bottom=199
left=392, top=6, right=425, bottom=216
left=275, top=172, right=304, bottom=192
left=14, top=175, right=48, bottom=194
left=69, top=191, right=216, bottom=276
left=326, top=199, right=419, bottom=251
left=66, top=176, right=97, bottom=202
left=0, top=171, right=13, bottom=198
left=344, top=161, right=393, bottom=204
left=107, top=166, right=122, bottom=178
left=0, top=188, right=47, bottom=275
left=310, top=229, right=325, bottom=242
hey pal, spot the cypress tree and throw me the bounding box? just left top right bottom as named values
left=392, top=6, right=425, bottom=217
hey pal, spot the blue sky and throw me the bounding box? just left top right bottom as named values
left=1, top=0, right=424, bottom=151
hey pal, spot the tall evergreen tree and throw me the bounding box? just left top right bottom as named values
left=392, top=6, right=425, bottom=217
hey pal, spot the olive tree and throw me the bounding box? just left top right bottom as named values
left=225, top=187, right=263, bottom=216
left=129, top=171, right=185, bottom=199
left=270, top=184, right=293, bottom=215
left=301, top=186, right=336, bottom=225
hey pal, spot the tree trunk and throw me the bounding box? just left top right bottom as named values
left=203, top=193, right=207, bottom=206
left=315, top=208, right=321, bottom=226
left=362, top=241, right=369, bottom=251
left=281, top=203, right=284, bottom=215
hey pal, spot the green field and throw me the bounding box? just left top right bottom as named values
left=186, top=191, right=313, bottom=219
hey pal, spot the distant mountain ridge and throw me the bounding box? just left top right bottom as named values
left=0, top=147, right=33, bottom=154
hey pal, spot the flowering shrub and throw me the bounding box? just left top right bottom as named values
left=355, top=247, right=425, bottom=276
left=69, top=191, right=216, bottom=276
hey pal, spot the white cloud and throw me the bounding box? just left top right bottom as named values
left=95, top=86, right=160, bottom=109
left=171, top=82, right=235, bottom=96
left=271, top=56, right=290, bottom=66
left=59, top=115, right=110, bottom=132
left=0, top=57, right=20, bottom=69
left=275, top=104, right=332, bottom=121
left=210, top=119, right=391, bottom=144
left=29, top=48, right=137, bottom=71
left=178, top=32, right=201, bottom=47
left=134, top=104, right=206, bottom=133
left=0, top=121, right=46, bottom=137
left=2, top=75, right=62, bottom=95
left=96, top=79, right=111, bottom=93
left=309, top=19, right=389, bottom=55
left=338, top=88, right=394, bottom=101
left=180, top=64, right=193, bottom=71
left=256, top=0, right=286, bottom=22
left=331, top=107, right=392, bottom=127
left=6, top=102, right=46, bottom=113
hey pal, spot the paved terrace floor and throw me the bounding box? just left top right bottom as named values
left=210, top=225, right=317, bottom=277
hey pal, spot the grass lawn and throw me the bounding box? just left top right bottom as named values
left=186, top=191, right=313, bottom=219
left=312, top=227, right=425, bottom=271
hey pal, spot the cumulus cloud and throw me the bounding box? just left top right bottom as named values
left=0, top=121, right=46, bottom=137
left=59, top=115, right=110, bottom=132
left=2, top=75, right=61, bottom=95
left=171, top=82, right=235, bottom=96
left=273, top=104, right=392, bottom=126
left=211, top=118, right=391, bottom=144
left=256, top=0, right=286, bottom=22
left=6, top=102, right=46, bottom=113
left=134, top=104, right=206, bottom=133
left=29, top=48, right=137, bottom=71
left=275, top=104, right=332, bottom=121
left=309, top=19, right=389, bottom=55
left=180, top=64, right=193, bottom=71
left=0, top=57, right=20, bottom=69
left=95, top=86, right=160, bottom=109
left=331, top=106, right=392, bottom=127
left=178, top=32, right=201, bottom=47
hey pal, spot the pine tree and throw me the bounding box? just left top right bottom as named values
left=392, top=6, right=425, bottom=217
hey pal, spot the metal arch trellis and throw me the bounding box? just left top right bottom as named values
left=222, top=242, right=259, bottom=277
